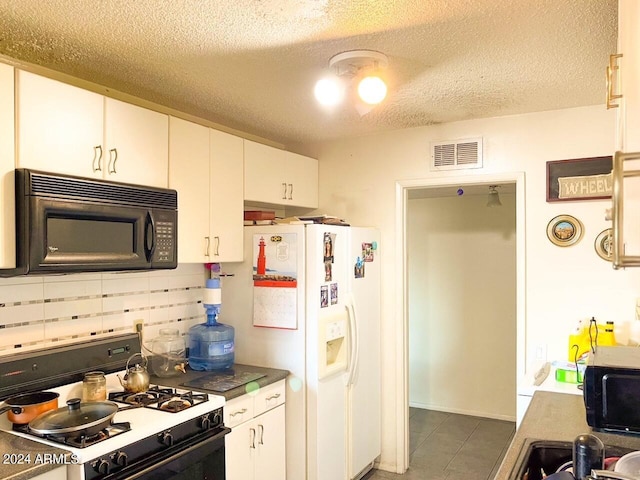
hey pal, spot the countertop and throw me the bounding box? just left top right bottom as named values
left=494, top=391, right=640, bottom=479
left=149, top=363, right=289, bottom=401
left=0, top=433, right=70, bottom=480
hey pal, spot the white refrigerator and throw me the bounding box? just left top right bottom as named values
left=222, top=224, right=381, bottom=480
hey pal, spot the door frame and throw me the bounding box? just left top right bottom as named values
left=394, top=172, right=526, bottom=472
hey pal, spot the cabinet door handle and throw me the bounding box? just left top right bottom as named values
left=287, top=183, right=293, bottom=200
left=108, top=148, right=118, bottom=174
left=266, top=393, right=281, bottom=401
left=607, top=53, right=623, bottom=109
left=213, top=236, right=220, bottom=256
left=282, top=182, right=287, bottom=200
left=230, top=408, right=247, bottom=417
left=249, top=427, right=256, bottom=449
left=205, top=236, right=210, bottom=257
left=92, top=145, right=103, bottom=172
left=258, top=424, right=264, bottom=445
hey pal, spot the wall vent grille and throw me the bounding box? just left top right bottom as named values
left=430, top=138, right=483, bottom=170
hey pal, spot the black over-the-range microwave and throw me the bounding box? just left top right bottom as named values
left=0, top=169, right=178, bottom=276
left=584, top=345, right=640, bottom=434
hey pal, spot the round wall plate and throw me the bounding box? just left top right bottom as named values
left=594, top=228, right=613, bottom=261
left=547, top=214, right=583, bottom=247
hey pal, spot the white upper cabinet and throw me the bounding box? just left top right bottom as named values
left=0, top=63, right=15, bottom=269
left=104, top=98, right=168, bottom=187
left=244, top=139, right=318, bottom=208
left=613, top=0, right=640, bottom=152
left=209, top=128, right=244, bottom=262
left=169, top=117, right=244, bottom=263
left=17, top=70, right=104, bottom=177
left=16, top=70, right=168, bottom=187
left=169, top=117, right=211, bottom=263
left=285, top=150, right=319, bottom=209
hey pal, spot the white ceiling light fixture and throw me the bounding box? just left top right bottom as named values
left=314, top=50, right=389, bottom=108
left=487, top=185, right=502, bottom=207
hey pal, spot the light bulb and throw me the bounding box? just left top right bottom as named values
left=357, top=76, right=387, bottom=105
left=314, top=77, right=344, bottom=106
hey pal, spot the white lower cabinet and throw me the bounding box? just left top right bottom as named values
left=225, top=380, right=286, bottom=480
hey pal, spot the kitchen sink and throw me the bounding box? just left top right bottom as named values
left=511, top=438, right=634, bottom=480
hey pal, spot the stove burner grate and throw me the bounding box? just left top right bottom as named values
left=108, top=386, right=208, bottom=412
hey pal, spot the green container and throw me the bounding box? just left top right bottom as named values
left=555, top=367, right=582, bottom=384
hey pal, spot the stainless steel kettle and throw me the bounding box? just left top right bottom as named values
left=117, top=353, right=150, bottom=393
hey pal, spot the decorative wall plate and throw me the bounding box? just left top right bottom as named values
left=547, top=214, right=584, bottom=247
left=594, top=228, right=613, bottom=261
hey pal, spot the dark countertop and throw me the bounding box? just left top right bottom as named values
left=494, top=391, right=640, bottom=479
left=0, top=432, right=70, bottom=480
left=149, top=363, right=289, bottom=401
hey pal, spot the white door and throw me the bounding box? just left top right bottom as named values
left=225, top=421, right=254, bottom=480
left=209, top=128, right=244, bottom=262
left=168, top=117, right=210, bottom=263
left=16, top=70, right=104, bottom=178
left=104, top=97, right=169, bottom=187
left=255, top=405, right=286, bottom=480
left=347, top=227, right=381, bottom=479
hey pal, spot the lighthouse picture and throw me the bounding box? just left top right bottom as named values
left=251, top=233, right=298, bottom=329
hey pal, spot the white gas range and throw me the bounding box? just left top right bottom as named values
left=0, top=334, right=229, bottom=480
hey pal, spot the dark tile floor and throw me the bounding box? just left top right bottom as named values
left=366, top=408, right=516, bottom=480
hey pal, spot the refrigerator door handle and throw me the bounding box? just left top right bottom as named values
left=345, top=296, right=359, bottom=386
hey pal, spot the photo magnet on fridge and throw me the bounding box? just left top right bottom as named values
left=354, top=256, right=365, bottom=278
left=362, top=242, right=374, bottom=262
left=324, top=261, right=332, bottom=282
left=330, top=283, right=338, bottom=305
left=320, top=285, right=329, bottom=308
left=323, top=232, right=335, bottom=263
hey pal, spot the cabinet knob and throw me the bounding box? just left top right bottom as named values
left=282, top=182, right=287, bottom=200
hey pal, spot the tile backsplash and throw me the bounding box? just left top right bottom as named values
left=0, top=264, right=207, bottom=355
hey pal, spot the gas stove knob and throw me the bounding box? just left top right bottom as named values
left=94, top=459, right=111, bottom=475
left=159, top=431, right=174, bottom=447
left=200, top=414, right=211, bottom=430
left=111, top=451, right=128, bottom=467
left=212, top=411, right=222, bottom=426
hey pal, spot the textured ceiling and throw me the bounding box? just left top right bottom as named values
left=0, top=0, right=617, bottom=146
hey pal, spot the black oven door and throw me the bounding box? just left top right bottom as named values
left=25, top=196, right=151, bottom=273
left=105, top=427, right=230, bottom=480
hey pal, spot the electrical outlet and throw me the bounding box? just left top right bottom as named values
left=535, top=343, right=547, bottom=361
left=133, top=319, right=143, bottom=334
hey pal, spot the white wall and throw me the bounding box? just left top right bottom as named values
left=299, top=105, right=640, bottom=472
left=408, top=193, right=516, bottom=420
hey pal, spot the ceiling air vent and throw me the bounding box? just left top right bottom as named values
left=430, top=138, right=483, bottom=171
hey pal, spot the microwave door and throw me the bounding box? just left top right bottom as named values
left=30, top=198, right=149, bottom=273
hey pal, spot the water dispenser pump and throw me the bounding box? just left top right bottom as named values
left=187, top=278, right=235, bottom=370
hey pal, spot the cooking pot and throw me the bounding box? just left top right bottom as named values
left=0, top=391, right=59, bottom=424
left=29, top=398, right=119, bottom=436
left=117, top=352, right=150, bottom=393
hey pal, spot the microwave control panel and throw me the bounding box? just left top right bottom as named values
left=153, top=210, right=176, bottom=264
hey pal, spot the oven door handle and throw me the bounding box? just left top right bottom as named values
left=103, top=426, right=231, bottom=480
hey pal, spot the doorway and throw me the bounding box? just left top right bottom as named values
left=394, top=173, right=526, bottom=472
